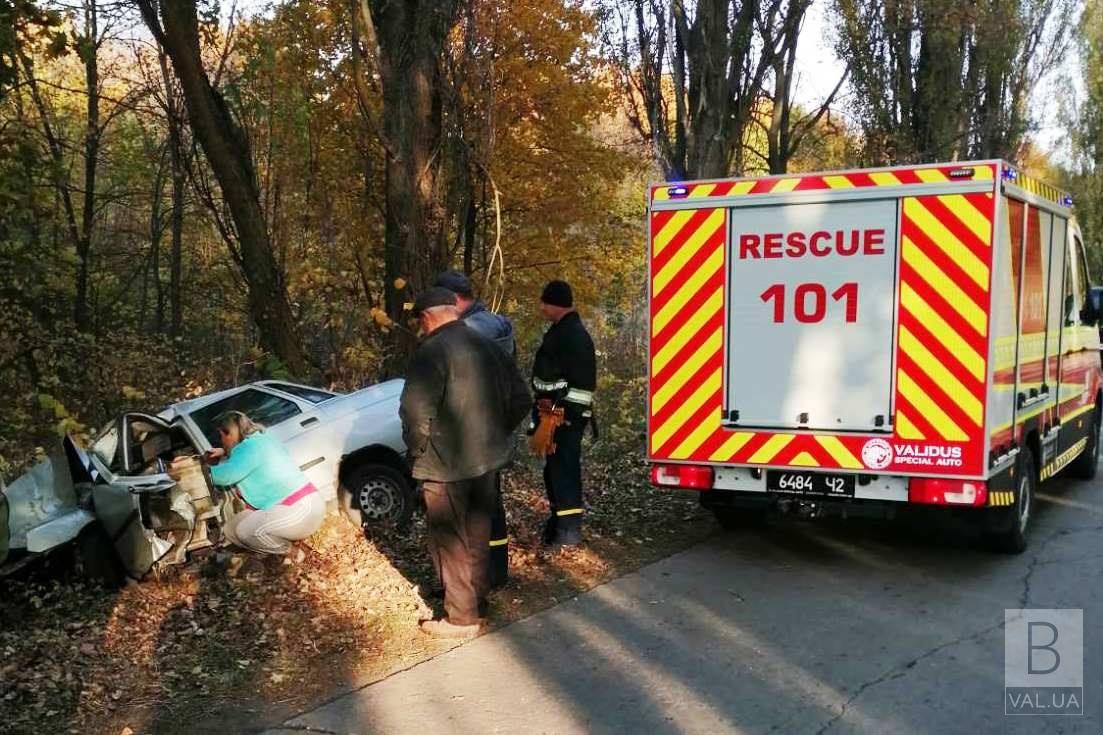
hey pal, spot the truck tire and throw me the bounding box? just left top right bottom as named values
left=339, top=463, right=414, bottom=531
left=988, top=450, right=1036, bottom=555
left=1067, top=406, right=1100, bottom=480
left=75, top=522, right=125, bottom=588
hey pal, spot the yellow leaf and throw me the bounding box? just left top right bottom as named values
left=370, top=307, right=393, bottom=327
left=122, top=385, right=146, bottom=402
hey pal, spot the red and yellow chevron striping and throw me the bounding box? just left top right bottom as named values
left=894, top=193, right=994, bottom=448
left=649, top=206, right=727, bottom=458
left=651, top=163, right=996, bottom=203
left=649, top=167, right=999, bottom=476
left=1012, top=172, right=1070, bottom=208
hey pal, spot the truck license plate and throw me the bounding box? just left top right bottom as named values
left=766, top=470, right=855, bottom=497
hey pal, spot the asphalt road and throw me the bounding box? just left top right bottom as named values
left=268, top=473, right=1102, bottom=735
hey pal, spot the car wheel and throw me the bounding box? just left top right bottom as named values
left=75, top=522, right=125, bottom=588
left=339, top=463, right=414, bottom=530
left=988, top=450, right=1036, bottom=555
left=1067, top=406, right=1100, bottom=480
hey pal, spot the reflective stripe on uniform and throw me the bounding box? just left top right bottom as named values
left=489, top=537, right=509, bottom=547
left=556, top=508, right=584, bottom=517
left=565, top=388, right=594, bottom=405
left=534, top=378, right=569, bottom=392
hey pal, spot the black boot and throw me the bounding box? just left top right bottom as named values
left=541, top=515, right=559, bottom=546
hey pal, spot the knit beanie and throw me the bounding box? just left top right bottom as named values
left=541, top=280, right=573, bottom=308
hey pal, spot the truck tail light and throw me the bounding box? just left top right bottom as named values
left=908, top=478, right=987, bottom=506
left=650, top=464, right=714, bottom=491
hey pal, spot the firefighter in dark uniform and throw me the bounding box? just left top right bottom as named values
left=433, top=271, right=516, bottom=588
left=400, top=288, right=531, bottom=638
left=529, top=280, right=596, bottom=547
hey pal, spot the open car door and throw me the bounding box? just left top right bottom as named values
left=88, top=413, right=178, bottom=578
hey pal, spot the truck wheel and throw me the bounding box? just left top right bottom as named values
left=1066, top=406, right=1100, bottom=480
left=988, top=451, right=1036, bottom=554
left=75, top=522, right=125, bottom=588
left=339, top=463, right=414, bottom=531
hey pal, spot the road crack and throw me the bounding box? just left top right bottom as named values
left=255, top=726, right=351, bottom=735
left=816, top=522, right=1103, bottom=734
left=813, top=621, right=1005, bottom=735
left=1019, top=523, right=1103, bottom=607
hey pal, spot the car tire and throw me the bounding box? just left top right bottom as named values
left=339, top=463, right=415, bottom=531
left=75, top=522, right=125, bottom=588
left=1067, top=406, right=1100, bottom=480
left=988, top=450, right=1036, bottom=555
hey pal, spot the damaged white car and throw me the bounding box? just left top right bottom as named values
left=0, top=380, right=412, bottom=581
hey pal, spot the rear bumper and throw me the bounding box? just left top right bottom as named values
left=698, top=488, right=1009, bottom=530
left=712, top=465, right=910, bottom=503
left=656, top=463, right=992, bottom=507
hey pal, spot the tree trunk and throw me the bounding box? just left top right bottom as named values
left=159, top=47, right=186, bottom=339
left=74, top=0, right=99, bottom=333
left=462, top=190, right=476, bottom=275
left=139, top=0, right=309, bottom=374
left=362, top=0, right=462, bottom=368
left=611, top=0, right=792, bottom=180
left=149, top=145, right=167, bottom=333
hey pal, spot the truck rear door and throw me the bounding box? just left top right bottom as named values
left=726, top=198, right=899, bottom=432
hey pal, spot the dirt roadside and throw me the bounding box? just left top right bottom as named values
left=0, top=449, right=716, bottom=735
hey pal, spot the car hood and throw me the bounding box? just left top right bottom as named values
left=318, top=378, right=404, bottom=419
left=1, top=436, right=95, bottom=552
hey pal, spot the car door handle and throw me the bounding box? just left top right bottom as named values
left=300, top=417, right=319, bottom=428
left=300, top=457, right=325, bottom=471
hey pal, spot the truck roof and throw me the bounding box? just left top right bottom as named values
left=649, top=160, right=1073, bottom=213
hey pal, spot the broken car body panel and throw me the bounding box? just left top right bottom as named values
left=0, top=436, right=97, bottom=567
left=1, top=380, right=407, bottom=578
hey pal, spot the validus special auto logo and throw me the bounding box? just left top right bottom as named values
left=861, top=438, right=893, bottom=469
left=861, top=439, right=964, bottom=469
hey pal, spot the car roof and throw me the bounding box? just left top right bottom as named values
left=156, top=381, right=338, bottom=422
left=157, top=386, right=244, bottom=422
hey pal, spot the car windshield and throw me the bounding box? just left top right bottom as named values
left=90, top=421, right=121, bottom=471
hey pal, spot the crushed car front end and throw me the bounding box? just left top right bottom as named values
left=0, top=441, right=98, bottom=575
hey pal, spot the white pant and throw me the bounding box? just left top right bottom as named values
left=224, top=492, right=326, bottom=555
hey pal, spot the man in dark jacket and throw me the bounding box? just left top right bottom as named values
left=400, top=287, right=532, bottom=638
left=434, top=271, right=516, bottom=589
left=530, top=280, right=596, bottom=548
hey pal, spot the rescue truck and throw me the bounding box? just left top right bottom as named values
left=646, top=161, right=1102, bottom=552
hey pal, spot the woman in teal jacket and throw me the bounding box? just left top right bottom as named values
left=193, top=411, right=325, bottom=555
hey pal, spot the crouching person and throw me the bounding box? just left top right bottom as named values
left=401, top=288, right=531, bottom=639
left=195, top=411, right=325, bottom=555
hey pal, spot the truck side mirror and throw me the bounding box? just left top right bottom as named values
left=1084, top=286, right=1103, bottom=326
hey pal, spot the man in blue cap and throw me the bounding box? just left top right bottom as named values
left=434, top=271, right=517, bottom=588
